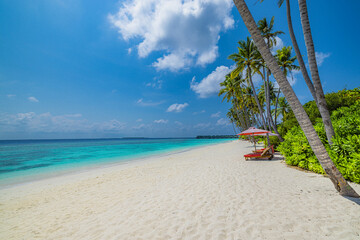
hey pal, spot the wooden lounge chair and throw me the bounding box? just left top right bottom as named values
left=244, top=145, right=274, bottom=160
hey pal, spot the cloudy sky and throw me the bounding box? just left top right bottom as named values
left=1, top=0, right=359, bottom=139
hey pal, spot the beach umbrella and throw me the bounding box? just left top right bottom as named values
left=255, top=132, right=279, bottom=136
left=237, top=127, right=271, bottom=151
left=237, top=127, right=271, bottom=136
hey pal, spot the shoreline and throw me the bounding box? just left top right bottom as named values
left=1, top=140, right=359, bottom=239
left=0, top=139, right=235, bottom=190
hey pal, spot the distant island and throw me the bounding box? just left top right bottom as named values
left=196, top=135, right=238, bottom=139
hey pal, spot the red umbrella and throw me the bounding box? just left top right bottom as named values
left=237, top=127, right=271, bottom=151
left=255, top=132, right=279, bottom=136
left=237, top=127, right=271, bottom=136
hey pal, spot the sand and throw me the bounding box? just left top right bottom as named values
left=1, top=140, right=359, bottom=240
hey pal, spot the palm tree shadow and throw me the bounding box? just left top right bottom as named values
left=342, top=196, right=360, bottom=205
left=244, top=154, right=284, bottom=162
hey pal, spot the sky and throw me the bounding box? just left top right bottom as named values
left=0, top=0, right=359, bottom=139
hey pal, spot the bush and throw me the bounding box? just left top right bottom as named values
left=278, top=93, right=360, bottom=183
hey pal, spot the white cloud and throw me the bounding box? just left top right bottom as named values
left=98, top=119, right=126, bottom=132
left=132, top=123, right=146, bottom=130
left=211, top=111, right=221, bottom=118
left=152, top=53, right=192, bottom=72
left=274, top=70, right=299, bottom=89
left=7, top=94, right=16, bottom=98
left=127, top=48, right=132, bottom=54
left=136, top=98, right=164, bottom=106
left=154, top=119, right=168, bottom=124
left=193, top=110, right=206, bottom=115
left=166, top=103, right=189, bottom=113
left=0, top=112, right=126, bottom=133
left=146, top=78, right=163, bottom=89
left=174, top=121, right=183, bottom=126
left=216, top=118, right=230, bottom=126
left=287, top=74, right=297, bottom=87
left=271, top=36, right=284, bottom=53
left=136, top=118, right=143, bottom=122
left=28, top=96, right=39, bottom=102
left=108, top=0, right=234, bottom=71
left=315, top=52, right=331, bottom=66
left=191, top=65, right=232, bottom=98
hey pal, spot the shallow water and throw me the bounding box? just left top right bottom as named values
left=0, top=138, right=231, bottom=185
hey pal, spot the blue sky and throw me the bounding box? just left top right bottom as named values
left=0, top=0, right=359, bottom=139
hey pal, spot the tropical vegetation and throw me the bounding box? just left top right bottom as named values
left=278, top=88, right=360, bottom=183
left=221, top=0, right=359, bottom=197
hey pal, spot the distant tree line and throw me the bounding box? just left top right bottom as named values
left=196, top=135, right=239, bottom=139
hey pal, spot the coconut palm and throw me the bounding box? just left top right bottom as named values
left=228, top=37, right=267, bottom=131
left=219, top=74, right=251, bottom=129
left=260, top=0, right=335, bottom=145
left=274, top=46, right=300, bottom=125
left=273, top=96, right=290, bottom=125
left=297, top=0, right=335, bottom=145
left=257, top=17, right=284, bottom=141
left=257, top=17, right=284, bottom=48
left=270, top=0, right=318, bottom=102
left=232, top=0, right=359, bottom=197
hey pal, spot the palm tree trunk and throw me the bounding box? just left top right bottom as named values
left=238, top=90, right=251, bottom=128
left=231, top=121, right=237, bottom=134
left=298, top=0, right=335, bottom=145
left=248, top=68, right=271, bottom=144
left=266, top=69, right=284, bottom=141
left=248, top=68, right=266, bottom=128
left=274, top=89, right=281, bottom=126
left=233, top=99, right=246, bottom=128
left=263, top=41, right=283, bottom=142
left=285, top=0, right=317, bottom=103
left=233, top=0, right=359, bottom=197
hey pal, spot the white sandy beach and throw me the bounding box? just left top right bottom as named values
left=1, top=140, right=359, bottom=240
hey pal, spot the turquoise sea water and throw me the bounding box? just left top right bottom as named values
left=0, top=138, right=231, bottom=186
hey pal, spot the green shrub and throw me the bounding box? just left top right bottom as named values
left=278, top=96, right=360, bottom=183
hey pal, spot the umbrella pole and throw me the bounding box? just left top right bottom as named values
left=253, top=134, right=256, bottom=151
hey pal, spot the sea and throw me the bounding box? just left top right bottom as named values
left=0, top=138, right=232, bottom=187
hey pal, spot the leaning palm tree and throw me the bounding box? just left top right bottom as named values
left=261, top=0, right=335, bottom=145
left=297, top=0, right=335, bottom=145
left=232, top=0, right=359, bottom=197
left=268, top=0, right=318, bottom=103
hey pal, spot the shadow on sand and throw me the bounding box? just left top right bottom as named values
left=343, top=196, right=360, bottom=205
left=243, top=153, right=284, bottom=162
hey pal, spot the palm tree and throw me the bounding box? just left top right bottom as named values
left=273, top=96, right=290, bottom=125
left=274, top=46, right=300, bottom=125
left=297, top=0, right=335, bottom=145
left=271, top=0, right=318, bottom=102
left=219, top=74, right=251, bottom=129
left=228, top=37, right=267, bottom=130
left=257, top=17, right=284, bottom=48
left=257, top=17, right=284, bottom=141
left=232, top=0, right=359, bottom=197
left=261, top=0, right=335, bottom=145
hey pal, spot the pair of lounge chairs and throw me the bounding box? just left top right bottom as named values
left=244, top=145, right=274, bottom=160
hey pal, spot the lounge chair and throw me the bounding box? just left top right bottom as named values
left=244, top=145, right=274, bottom=160
left=252, top=145, right=274, bottom=153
